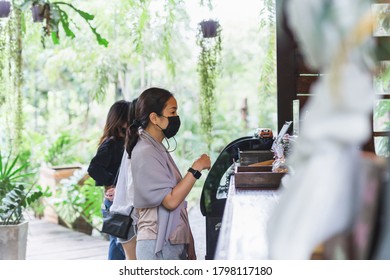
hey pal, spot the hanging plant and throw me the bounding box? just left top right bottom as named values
left=13, top=7, right=23, bottom=150
left=0, top=0, right=11, bottom=18
left=199, top=0, right=213, bottom=11
left=31, top=2, right=46, bottom=22
left=199, top=19, right=219, bottom=38
left=0, top=5, right=23, bottom=151
left=19, top=0, right=108, bottom=47
left=0, top=23, right=6, bottom=107
left=5, top=6, right=24, bottom=150
left=128, top=0, right=182, bottom=79
left=196, top=19, right=221, bottom=151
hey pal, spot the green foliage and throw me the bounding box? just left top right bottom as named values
left=161, top=0, right=179, bottom=77
left=14, top=7, right=24, bottom=149
left=375, top=61, right=390, bottom=94
left=0, top=152, right=51, bottom=225
left=0, top=184, right=51, bottom=225
left=376, top=137, right=389, bottom=158
left=44, top=131, right=78, bottom=166
left=0, top=6, right=24, bottom=150
left=196, top=19, right=222, bottom=151
left=376, top=4, right=390, bottom=33
left=258, top=0, right=277, bottom=130
left=374, top=61, right=390, bottom=157
left=0, top=152, right=33, bottom=199
left=128, top=0, right=151, bottom=56
left=128, top=0, right=184, bottom=79
left=199, top=0, right=213, bottom=10
left=18, top=0, right=108, bottom=47
left=374, top=101, right=390, bottom=121
left=0, top=25, right=5, bottom=107
left=374, top=99, right=390, bottom=157
left=54, top=169, right=103, bottom=230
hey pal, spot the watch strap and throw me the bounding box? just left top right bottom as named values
left=188, top=167, right=201, bottom=179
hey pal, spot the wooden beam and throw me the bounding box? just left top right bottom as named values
left=276, top=0, right=297, bottom=133
left=297, top=75, right=319, bottom=94
left=376, top=37, right=390, bottom=61
left=373, top=131, right=390, bottom=137
left=376, top=94, right=390, bottom=99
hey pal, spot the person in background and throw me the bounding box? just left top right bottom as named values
left=126, top=87, right=211, bottom=260
left=110, top=98, right=138, bottom=260
left=87, top=100, right=131, bottom=260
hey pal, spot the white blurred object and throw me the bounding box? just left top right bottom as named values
left=285, top=0, right=375, bottom=72
left=267, top=0, right=376, bottom=259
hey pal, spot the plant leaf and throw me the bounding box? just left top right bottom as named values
left=73, top=9, right=94, bottom=21
left=59, top=10, right=76, bottom=39
left=3, top=154, right=19, bottom=177
left=51, top=32, right=60, bottom=45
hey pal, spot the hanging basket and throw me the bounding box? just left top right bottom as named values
left=0, top=1, right=11, bottom=18
left=31, top=3, right=46, bottom=22
left=199, top=20, right=220, bottom=38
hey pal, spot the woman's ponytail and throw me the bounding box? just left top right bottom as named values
left=126, top=120, right=141, bottom=159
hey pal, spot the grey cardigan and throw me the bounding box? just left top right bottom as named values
left=131, top=129, right=184, bottom=254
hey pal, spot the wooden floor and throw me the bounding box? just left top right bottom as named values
left=25, top=201, right=206, bottom=260
left=26, top=218, right=109, bottom=260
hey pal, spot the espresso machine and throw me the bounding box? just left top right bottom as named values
left=199, top=133, right=274, bottom=259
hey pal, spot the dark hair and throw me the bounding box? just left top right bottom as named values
left=128, top=97, right=138, bottom=128
left=126, top=87, right=173, bottom=158
left=99, top=100, right=131, bottom=145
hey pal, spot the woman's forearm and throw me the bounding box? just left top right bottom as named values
left=162, top=172, right=197, bottom=210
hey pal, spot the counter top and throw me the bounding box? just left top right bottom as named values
left=215, top=175, right=281, bottom=259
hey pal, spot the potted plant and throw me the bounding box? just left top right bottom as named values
left=0, top=152, right=49, bottom=260
left=199, top=19, right=219, bottom=38
left=53, top=168, right=103, bottom=235
left=19, top=0, right=108, bottom=47
left=31, top=2, right=47, bottom=22
left=0, top=0, right=10, bottom=18
left=197, top=19, right=222, bottom=151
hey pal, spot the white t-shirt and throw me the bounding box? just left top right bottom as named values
left=110, top=150, right=134, bottom=216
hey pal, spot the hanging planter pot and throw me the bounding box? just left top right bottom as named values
left=31, top=3, right=47, bottom=22
left=0, top=1, right=11, bottom=18
left=199, top=19, right=219, bottom=38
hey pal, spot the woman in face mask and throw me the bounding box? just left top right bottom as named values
left=126, top=87, right=211, bottom=260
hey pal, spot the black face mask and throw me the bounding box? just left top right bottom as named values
left=160, top=115, right=181, bottom=139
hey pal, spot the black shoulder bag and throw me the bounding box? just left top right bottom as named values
left=101, top=208, right=133, bottom=239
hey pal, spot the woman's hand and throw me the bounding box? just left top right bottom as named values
left=104, top=187, right=115, bottom=201
left=192, top=154, right=211, bottom=171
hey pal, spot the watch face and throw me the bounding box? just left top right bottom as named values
left=194, top=170, right=201, bottom=179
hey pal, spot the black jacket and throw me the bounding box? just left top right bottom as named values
left=87, top=137, right=124, bottom=187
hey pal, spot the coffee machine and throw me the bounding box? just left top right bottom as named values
left=199, top=133, right=274, bottom=259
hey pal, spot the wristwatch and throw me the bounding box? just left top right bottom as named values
left=188, top=167, right=202, bottom=179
